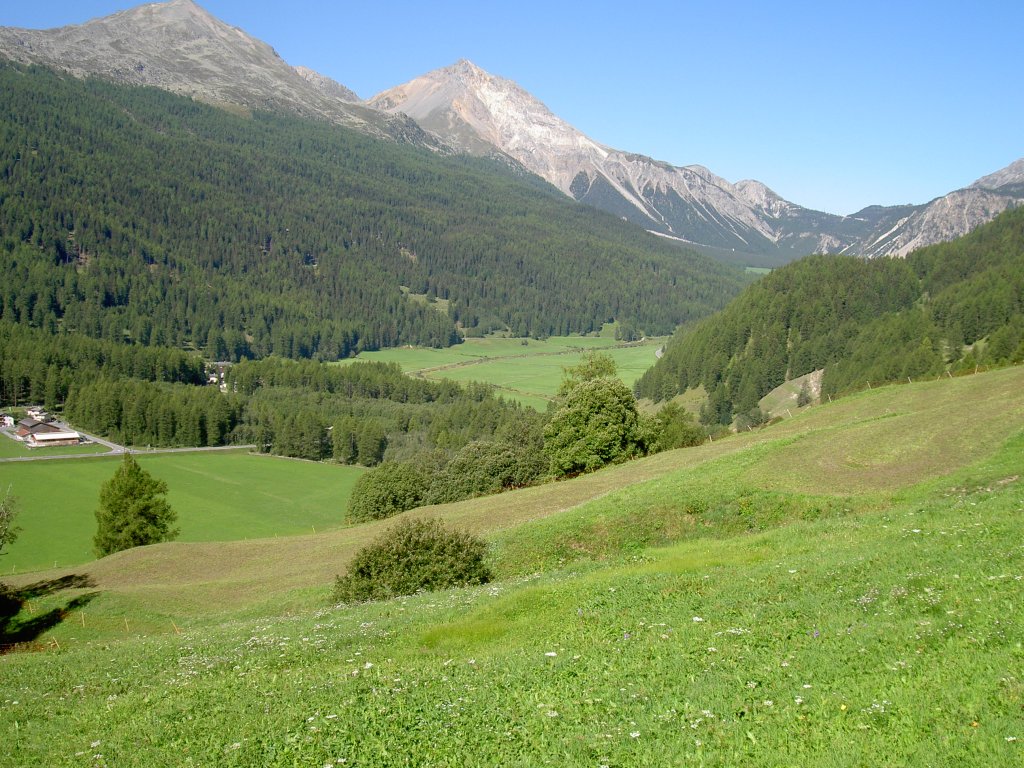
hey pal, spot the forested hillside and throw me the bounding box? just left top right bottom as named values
left=635, top=205, right=1024, bottom=422
left=0, top=62, right=743, bottom=358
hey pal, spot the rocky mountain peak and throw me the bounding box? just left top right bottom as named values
left=449, top=58, right=487, bottom=79
left=734, top=180, right=795, bottom=219
left=0, top=0, right=437, bottom=146
left=377, top=60, right=1024, bottom=262
left=138, top=0, right=212, bottom=23
left=372, top=61, right=798, bottom=251
left=971, top=157, right=1024, bottom=190
left=370, top=59, right=608, bottom=185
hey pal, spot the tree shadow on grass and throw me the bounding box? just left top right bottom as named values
left=0, top=574, right=98, bottom=652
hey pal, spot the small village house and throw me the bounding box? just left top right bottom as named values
left=16, top=419, right=60, bottom=441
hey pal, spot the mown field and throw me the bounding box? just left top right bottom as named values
left=0, top=451, right=364, bottom=574
left=1, top=367, right=1023, bottom=766
left=343, top=332, right=666, bottom=410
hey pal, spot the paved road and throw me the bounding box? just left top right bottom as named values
left=0, top=428, right=256, bottom=463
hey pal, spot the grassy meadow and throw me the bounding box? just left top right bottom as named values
left=1, top=367, right=1023, bottom=766
left=342, top=332, right=666, bottom=410
left=0, top=451, right=364, bottom=574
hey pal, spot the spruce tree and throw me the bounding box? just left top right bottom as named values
left=94, top=454, right=178, bottom=557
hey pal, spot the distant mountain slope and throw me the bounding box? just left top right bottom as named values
left=0, top=0, right=433, bottom=146
left=856, top=186, right=1022, bottom=258
left=971, top=157, right=1024, bottom=192
left=0, top=63, right=744, bottom=358
left=370, top=61, right=820, bottom=261
left=635, top=206, right=1024, bottom=422
left=373, top=60, right=1023, bottom=263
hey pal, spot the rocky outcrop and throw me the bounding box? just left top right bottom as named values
left=293, top=65, right=359, bottom=103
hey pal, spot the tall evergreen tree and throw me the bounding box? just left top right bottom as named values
left=94, top=454, right=178, bottom=557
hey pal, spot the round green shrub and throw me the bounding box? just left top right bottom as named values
left=346, top=461, right=428, bottom=523
left=425, top=440, right=547, bottom=504
left=333, top=517, right=491, bottom=603
left=543, top=376, right=644, bottom=477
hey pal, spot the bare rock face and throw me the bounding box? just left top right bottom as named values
left=370, top=60, right=786, bottom=255
left=0, top=0, right=435, bottom=146
left=859, top=188, right=1021, bottom=258
left=293, top=66, right=359, bottom=103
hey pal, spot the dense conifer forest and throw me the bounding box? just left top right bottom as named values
left=0, top=62, right=744, bottom=358
left=635, top=206, right=1024, bottom=422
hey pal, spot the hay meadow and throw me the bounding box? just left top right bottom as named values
left=1, top=451, right=365, bottom=574
left=342, top=330, right=666, bottom=410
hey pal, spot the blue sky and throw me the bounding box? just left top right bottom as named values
left=4, top=1, right=1021, bottom=215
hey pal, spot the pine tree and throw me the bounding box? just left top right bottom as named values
left=94, top=454, right=178, bottom=557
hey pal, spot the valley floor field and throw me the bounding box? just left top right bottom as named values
left=1, top=367, right=1022, bottom=766
left=1, top=451, right=364, bottom=574
left=343, top=332, right=666, bottom=410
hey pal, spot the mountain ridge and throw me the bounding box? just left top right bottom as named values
left=0, top=0, right=437, bottom=146
left=0, top=2, right=1020, bottom=262
left=373, top=59, right=1023, bottom=263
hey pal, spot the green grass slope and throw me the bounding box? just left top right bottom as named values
left=2, top=367, right=1023, bottom=766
